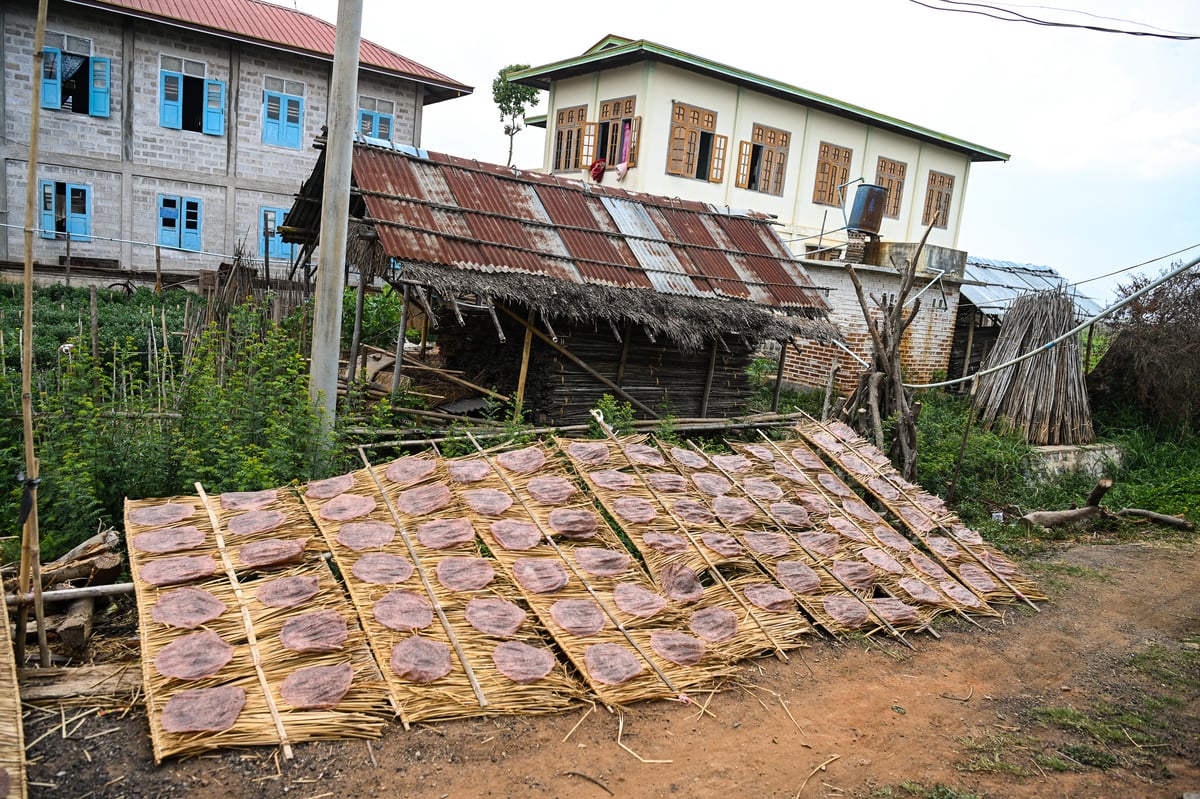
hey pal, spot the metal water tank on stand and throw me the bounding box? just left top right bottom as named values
left=847, top=184, right=887, bottom=235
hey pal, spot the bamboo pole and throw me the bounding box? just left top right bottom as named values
left=389, top=284, right=410, bottom=395
left=17, top=0, right=52, bottom=669
left=514, top=307, right=535, bottom=413
left=699, top=337, right=718, bottom=418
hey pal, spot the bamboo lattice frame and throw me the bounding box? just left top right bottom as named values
left=0, top=584, right=27, bottom=799
left=126, top=489, right=390, bottom=762
left=302, top=458, right=583, bottom=723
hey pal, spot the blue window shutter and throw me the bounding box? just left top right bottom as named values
left=181, top=198, right=202, bottom=251
left=42, top=47, right=62, bottom=109
left=357, top=110, right=373, bottom=137
left=263, top=92, right=282, bottom=145
left=90, top=57, right=111, bottom=118
left=203, top=79, right=225, bottom=135
left=158, top=195, right=180, bottom=248
left=378, top=114, right=392, bottom=141
left=283, top=96, right=303, bottom=149
left=160, top=71, right=182, bottom=129
left=39, top=181, right=56, bottom=239
left=65, top=184, right=90, bottom=242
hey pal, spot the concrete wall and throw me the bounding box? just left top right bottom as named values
left=0, top=0, right=428, bottom=276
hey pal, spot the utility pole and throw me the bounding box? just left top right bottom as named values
left=308, top=0, right=363, bottom=438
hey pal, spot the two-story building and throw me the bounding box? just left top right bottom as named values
left=1, top=0, right=469, bottom=279
left=511, top=36, right=1009, bottom=390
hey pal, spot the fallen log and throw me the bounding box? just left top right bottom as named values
left=1115, top=508, right=1195, bottom=531
left=1020, top=478, right=1113, bottom=530
left=18, top=663, right=142, bottom=704
left=58, top=596, right=94, bottom=654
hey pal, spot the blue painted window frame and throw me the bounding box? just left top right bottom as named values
left=357, top=110, right=393, bottom=141
left=259, top=207, right=295, bottom=261
left=40, top=47, right=62, bottom=109
left=39, top=180, right=91, bottom=242
left=159, top=70, right=183, bottom=129
left=158, top=194, right=202, bottom=251
left=263, top=91, right=304, bottom=149
left=89, top=57, right=110, bottom=117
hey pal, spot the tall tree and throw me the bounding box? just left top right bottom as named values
left=492, top=64, right=540, bottom=167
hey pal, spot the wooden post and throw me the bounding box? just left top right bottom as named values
left=64, top=232, right=72, bottom=288
left=961, top=308, right=977, bottom=379
left=514, top=307, right=535, bottom=416
left=89, top=286, right=99, bottom=360
left=346, top=271, right=367, bottom=383
left=390, top=284, right=410, bottom=395
left=18, top=0, right=52, bottom=669
left=771, top=340, right=787, bottom=413
left=699, top=337, right=718, bottom=417
left=821, top=355, right=840, bottom=420
left=615, top=324, right=632, bottom=385
left=1083, top=323, right=1095, bottom=374
left=154, top=245, right=162, bottom=293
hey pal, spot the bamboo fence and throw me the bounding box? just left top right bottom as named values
left=125, top=489, right=390, bottom=762
left=302, top=458, right=583, bottom=723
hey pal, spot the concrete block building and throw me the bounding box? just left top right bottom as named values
left=1, top=0, right=469, bottom=279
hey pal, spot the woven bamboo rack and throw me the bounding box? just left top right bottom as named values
left=0, top=578, right=27, bottom=799
left=126, top=489, right=390, bottom=763
left=302, top=458, right=583, bottom=723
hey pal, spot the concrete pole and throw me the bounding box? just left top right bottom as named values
left=308, top=0, right=363, bottom=436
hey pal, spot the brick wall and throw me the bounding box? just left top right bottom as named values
left=783, top=262, right=961, bottom=393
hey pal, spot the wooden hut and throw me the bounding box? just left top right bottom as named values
left=286, top=141, right=836, bottom=425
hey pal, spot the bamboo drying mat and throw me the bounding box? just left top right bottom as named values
left=0, top=582, right=27, bottom=799
left=556, top=436, right=810, bottom=662
left=449, top=441, right=736, bottom=705
left=797, top=420, right=1046, bottom=605
left=302, top=458, right=582, bottom=723
left=126, top=489, right=390, bottom=762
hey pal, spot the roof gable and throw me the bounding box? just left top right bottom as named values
left=511, top=35, right=1007, bottom=163
left=67, top=0, right=471, bottom=103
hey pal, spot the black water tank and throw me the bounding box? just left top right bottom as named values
left=848, top=184, right=887, bottom=234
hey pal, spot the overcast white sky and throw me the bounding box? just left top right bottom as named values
left=280, top=0, right=1200, bottom=305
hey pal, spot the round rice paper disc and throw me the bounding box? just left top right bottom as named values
left=549, top=599, right=606, bottom=637
left=462, top=489, right=514, bottom=517
left=741, top=477, right=783, bottom=501
left=712, top=495, right=755, bottom=525
left=612, top=496, right=657, bottom=524
left=256, top=574, right=322, bottom=608
left=744, top=531, right=790, bottom=557
left=574, top=547, right=631, bottom=577
left=238, top=537, right=306, bottom=569
left=140, top=555, right=218, bottom=587
left=154, top=630, right=234, bottom=680
left=584, top=643, right=644, bottom=685
left=775, top=560, right=821, bottom=595
left=898, top=576, right=944, bottom=605
left=390, top=636, right=452, bottom=683
left=700, top=532, right=743, bottom=557
left=589, top=470, right=635, bottom=491
left=280, top=662, right=354, bottom=710
left=435, top=557, right=496, bottom=592
left=336, top=520, right=396, bottom=551
left=744, top=583, right=794, bottom=612
left=669, top=447, right=709, bottom=469
left=691, top=472, right=731, bottom=497
left=448, top=459, right=491, bottom=483
left=496, top=445, right=546, bottom=474
left=280, top=609, right=349, bottom=653
left=641, top=532, right=689, bottom=554
left=464, top=597, right=527, bottom=637
left=547, top=508, right=598, bottom=539
left=151, top=587, right=227, bottom=629
left=161, top=685, right=246, bottom=733
left=823, top=595, right=870, bottom=628
left=673, top=499, right=714, bottom=526
left=351, top=553, right=414, bottom=585
left=649, top=630, right=706, bottom=666
left=319, top=493, right=377, bottom=522
left=395, top=483, right=452, bottom=516
left=226, top=509, right=287, bottom=536
left=489, top=519, right=542, bottom=551
left=688, top=606, right=738, bottom=642
left=373, top=590, right=435, bottom=631
left=612, top=583, right=667, bottom=619
left=384, top=456, right=437, bottom=486
left=869, top=598, right=921, bottom=626
left=832, top=560, right=876, bottom=592
left=660, top=563, right=703, bottom=604
left=711, top=454, right=751, bottom=473
left=566, top=442, right=610, bottom=466
left=940, top=580, right=984, bottom=608
left=132, top=525, right=207, bottom=554
left=526, top=476, right=578, bottom=505
left=512, top=558, right=569, bottom=594
left=128, top=502, right=195, bottom=527
left=415, top=517, right=475, bottom=550
left=743, top=444, right=776, bottom=462
left=645, top=472, right=689, bottom=493
left=492, top=641, right=556, bottom=684
left=305, top=473, right=355, bottom=499
left=220, top=489, right=277, bottom=511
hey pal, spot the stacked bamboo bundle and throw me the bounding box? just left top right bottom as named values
left=972, top=288, right=1094, bottom=445
left=449, top=442, right=736, bottom=705
left=0, top=579, right=26, bottom=799
left=713, top=438, right=967, bottom=636
left=126, top=490, right=390, bottom=762
left=302, top=460, right=582, bottom=723
left=800, top=419, right=1046, bottom=607
left=556, top=435, right=811, bottom=662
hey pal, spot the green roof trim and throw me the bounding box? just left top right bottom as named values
left=509, top=37, right=1009, bottom=163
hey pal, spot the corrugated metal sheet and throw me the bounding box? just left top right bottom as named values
left=73, top=0, right=470, bottom=95
left=963, top=256, right=1102, bottom=320
left=347, top=143, right=827, bottom=314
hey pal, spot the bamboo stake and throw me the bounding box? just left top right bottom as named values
left=354, top=449, right=489, bottom=709
left=195, top=483, right=294, bottom=759
left=463, top=432, right=681, bottom=696
left=17, top=0, right=52, bottom=670
left=514, top=308, right=535, bottom=413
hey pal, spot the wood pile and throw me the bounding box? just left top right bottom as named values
left=972, top=288, right=1094, bottom=445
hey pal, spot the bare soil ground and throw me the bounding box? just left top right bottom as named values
left=21, top=540, right=1200, bottom=799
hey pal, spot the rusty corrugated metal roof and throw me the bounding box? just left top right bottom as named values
left=66, top=0, right=471, bottom=102
left=349, top=143, right=828, bottom=315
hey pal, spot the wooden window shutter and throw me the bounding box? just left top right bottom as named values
left=772, top=150, right=787, bottom=196
left=735, top=140, right=753, bottom=189
left=760, top=147, right=776, bottom=194
left=667, top=123, right=688, bottom=175
left=627, top=116, right=641, bottom=167
left=580, top=122, right=598, bottom=169
left=709, top=134, right=728, bottom=183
